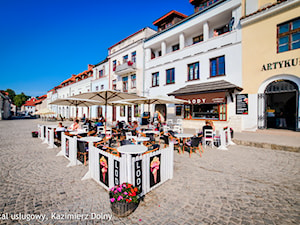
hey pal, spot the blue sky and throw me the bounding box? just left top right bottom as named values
left=0, top=0, right=193, bottom=97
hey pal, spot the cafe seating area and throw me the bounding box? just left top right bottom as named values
left=37, top=120, right=234, bottom=195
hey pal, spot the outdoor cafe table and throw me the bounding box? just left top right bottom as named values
left=143, top=130, right=160, bottom=135
left=117, top=145, right=148, bottom=184
left=79, top=136, right=102, bottom=143
left=175, top=133, right=194, bottom=154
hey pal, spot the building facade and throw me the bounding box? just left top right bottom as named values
left=91, top=58, right=110, bottom=120
left=241, top=0, right=300, bottom=131
left=108, top=27, right=156, bottom=123
left=144, top=0, right=243, bottom=131
left=48, top=65, right=94, bottom=119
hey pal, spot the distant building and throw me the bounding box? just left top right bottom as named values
left=22, top=97, right=37, bottom=115
left=0, top=91, right=12, bottom=120
left=48, top=64, right=94, bottom=119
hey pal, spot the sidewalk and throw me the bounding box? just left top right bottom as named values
left=233, top=129, right=300, bottom=152
left=184, top=127, right=300, bottom=152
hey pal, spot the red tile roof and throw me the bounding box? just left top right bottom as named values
left=153, top=10, right=188, bottom=26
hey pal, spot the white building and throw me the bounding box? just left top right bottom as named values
left=108, top=27, right=156, bottom=123
left=48, top=65, right=94, bottom=120
left=143, top=0, right=243, bottom=131
left=91, top=58, right=110, bottom=120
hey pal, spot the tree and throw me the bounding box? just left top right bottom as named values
left=5, top=89, right=16, bottom=104
left=14, top=92, right=28, bottom=110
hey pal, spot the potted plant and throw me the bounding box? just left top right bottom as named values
left=109, top=183, right=141, bottom=217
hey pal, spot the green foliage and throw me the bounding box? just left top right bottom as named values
left=14, top=92, right=28, bottom=108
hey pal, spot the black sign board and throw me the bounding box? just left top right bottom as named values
left=99, top=153, right=109, bottom=187
left=150, top=154, right=161, bottom=188
left=236, top=94, right=248, bottom=115
left=135, top=160, right=143, bottom=191
left=114, top=160, right=120, bottom=186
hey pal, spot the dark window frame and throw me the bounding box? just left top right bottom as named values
left=166, top=68, right=175, bottom=85
left=277, top=17, right=300, bottom=53
left=210, top=56, right=225, bottom=77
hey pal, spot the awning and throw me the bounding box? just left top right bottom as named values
left=168, top=80, right=242, bottom=104
left=176, top=92, right=226, bottom=104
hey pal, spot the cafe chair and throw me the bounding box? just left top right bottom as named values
left=77, top=141, right=88, bottom=166
left=55, top=131, right=62, bottom=146
left=185, top=136, right=203, bottom=157
left=97, top=126, right=105, bottom=135
left=167, top=133, right=181, bottom=153
left=203, top=129, right=214, bottom=148
left=166, top=119, right=173, bottom=126
left=125, top=132, right=136, bottom=141
left=82, top=125, right=89, bottom=132
left=173, top=125, right=183, bottom=134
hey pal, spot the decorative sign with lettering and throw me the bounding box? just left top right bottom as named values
left=99, top=154, right=109, bottom=187
left=135, top=160, right=142, bottom=191
left=236, top=94, right=248, bottom=115
left=150, top=154, right=161, bottom=188
left=261, top=58, right=299, bottom=71
left=114, top=160, right=120, bottom=186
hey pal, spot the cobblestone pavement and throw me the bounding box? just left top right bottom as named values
left=0, top=120, right=299, bottom=225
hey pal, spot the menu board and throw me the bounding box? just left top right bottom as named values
left=236, top=94, right=248, bottom=115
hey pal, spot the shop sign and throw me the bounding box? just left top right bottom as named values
left=261, top=58, right=299, bottom=71
left=236, top=94, right=248, bottom=115
left=178, top=92, right=226, bottom=104
left=114, top=160, right=120, bottom=186
left=135, top=160, right=142, bottom=191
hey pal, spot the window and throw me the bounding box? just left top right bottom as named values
left=172, top=44, right=179, bottom=52
left=175, top=105, right=182, bottom=116
left=188, top=62, right=200, bottom=81
left=120, top=106, right=125, bottom=117
left=123, top=55, right=128, bottom=63
left=193, top=35, right=203, bottom=44
left=112, top=79, right=117, bottom=90
left=131, top=51, right=136, bottom=63
left=184, top=103, right=227, bottom=121
left=210, top=56, right=225, bottom=77
left=277, top=17, right=300, bottom=53
left=134, top=104, right=139, bottom=117
left=131, top=74, right=136, bottom=89
left=122, top=76, right=128, bottom=92
left=113, top=60, right=117, bottom=71
left=99, top=70, right=104, bottom=78
left=152, top=72, right=159, bottom=87
left=166, top=68, right=175, bottom=84
left=214, top=24, right=229, bottom=36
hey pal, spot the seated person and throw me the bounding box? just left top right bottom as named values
left=202, top=120, right=213, bottom=136
left=68, top=119, right=81, bottom=131
left=120, top=135, right=133, bottom=146
left=56, top=122, right=66, bottom=132
left=131, top=121, right=141, bottom=136
left=83, top=119, right=92, bottom=131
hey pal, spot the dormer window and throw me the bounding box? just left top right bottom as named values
left=153, top=10, right=187, bottom=32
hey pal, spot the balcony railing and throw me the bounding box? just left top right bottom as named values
left=114, top=61, right=136, bottom=76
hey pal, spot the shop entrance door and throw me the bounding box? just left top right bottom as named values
left=265, top=80, right=298, bottom=130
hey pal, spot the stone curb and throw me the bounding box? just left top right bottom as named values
left=233, top=139, right=300, bottom=153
